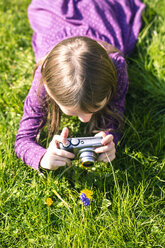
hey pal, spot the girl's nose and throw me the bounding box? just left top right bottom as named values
left=78, top=114, right=92, bottom=123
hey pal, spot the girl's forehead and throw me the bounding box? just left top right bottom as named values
left=58, top=104, right=88, bottom=116
left=44, top=84, right=108, bottom=113
left=59, top=98, right=107, bottom=114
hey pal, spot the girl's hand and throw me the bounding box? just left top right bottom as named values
left=40, top=127, right=75, bottom=170
left=94, top=132, right=116, bottom=162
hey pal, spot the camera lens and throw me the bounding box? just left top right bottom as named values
left=81, top=160, right=94, bottom=167
left=78, top=148, right=97, bottom=168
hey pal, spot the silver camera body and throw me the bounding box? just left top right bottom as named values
left=59, top=136, right=103, bottom=167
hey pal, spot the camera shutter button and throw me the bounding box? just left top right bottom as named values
left=71, top=138, right=80, bottom=146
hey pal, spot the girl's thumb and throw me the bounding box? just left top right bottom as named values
left=61, top=127, right=69, bottom=139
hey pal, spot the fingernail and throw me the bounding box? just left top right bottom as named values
left=63, top=140, right=69, bottom=146
left=94, top=148, right=99, bottom=153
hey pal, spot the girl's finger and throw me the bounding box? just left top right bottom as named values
left=51, top=127, right=69, bottom=148
left=95, top=131, right=106, bottom=138
left=101, top=134, right=114, bottom=145
left=95, top=142, right=115, bottom=154
left=60, top=127, right=69, bottom=144
left=48, top=159, right=71, bottom=170
left=103, top=153, right=116, bottom=162
left=98, top=154, right=116, bottom=162
left=55, top=158, right=71, bottom=166
left=51, top=134, right=69, bottom=148
left=48, top=147, right=75, bottom=159
left=97, top=149, right=116, bottom=161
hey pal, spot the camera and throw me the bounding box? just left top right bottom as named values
left=59, top=136, right=103, bottom=167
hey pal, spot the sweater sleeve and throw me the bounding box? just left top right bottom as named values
left=15, top=67, right=47, bottom=171
left=105, top=53, right=129, bottom=146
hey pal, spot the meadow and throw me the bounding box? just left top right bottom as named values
left=0, top=0, right=164, bottom=247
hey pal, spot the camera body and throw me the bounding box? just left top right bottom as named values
left=59, top=136, right=103, bottom=167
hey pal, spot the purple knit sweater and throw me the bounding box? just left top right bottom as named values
left=15, top=0, right=145, bottom=170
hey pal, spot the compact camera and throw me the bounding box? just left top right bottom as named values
left=59, top=136, right=103, bottom=167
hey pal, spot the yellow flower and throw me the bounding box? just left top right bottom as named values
left=46, top=198, right=53, bottom=206
left=80, top=189, right=93, bottom=199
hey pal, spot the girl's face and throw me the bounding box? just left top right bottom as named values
left=45, top=85, right=107, bottom=123
left=58, top=98, right=107, bottom=123
left=58, top=104, right=93, bottom=123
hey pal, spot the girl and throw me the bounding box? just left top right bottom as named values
left=15, top=0, right=145, bottom=171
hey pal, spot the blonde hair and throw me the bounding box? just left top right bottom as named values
left=36, top=36, right=123, bottom=136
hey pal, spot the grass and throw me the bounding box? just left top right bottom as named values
left=0, top=0, right=165, bottom=247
